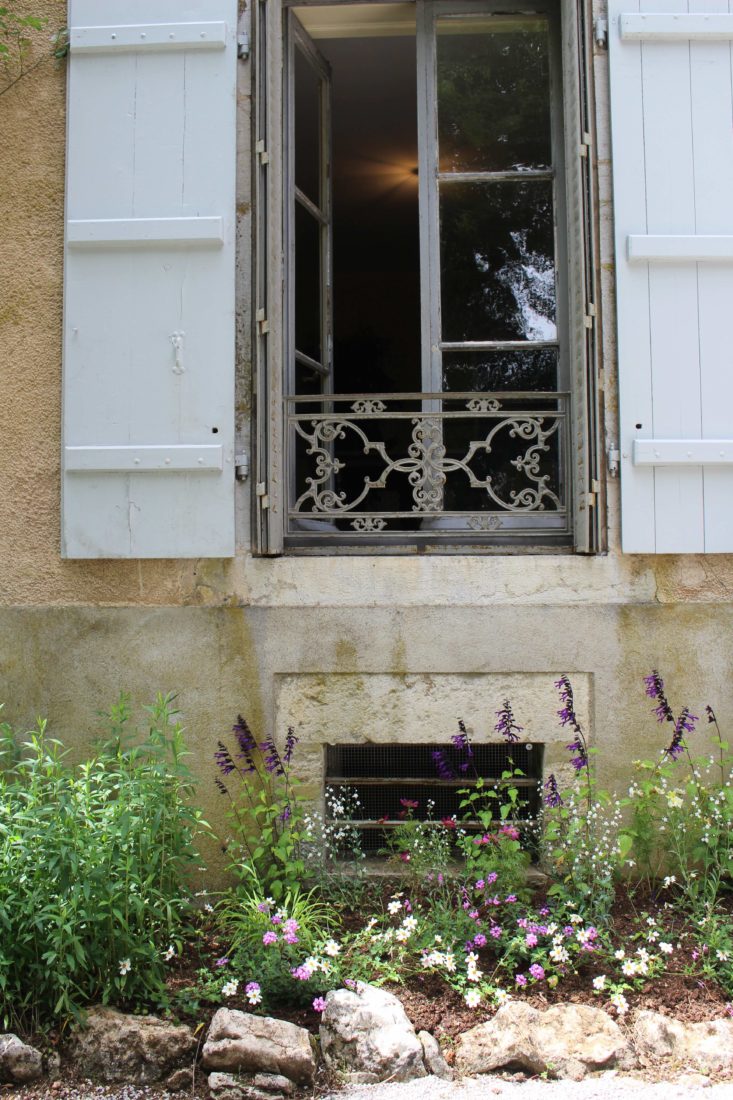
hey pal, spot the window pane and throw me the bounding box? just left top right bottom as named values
left=440, top=180, right=557, bottom=342
left=295, top=202, right=322, bottom=363
left=436, top=15, right=552, bottom=173
left=442, top=348, right=558, bottom=392
left=294, top=46, right=321, bottom=206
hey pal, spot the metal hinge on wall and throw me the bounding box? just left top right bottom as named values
left=594, top=17, right=608, bottom=47
left=256, top=481, right=269, bottom=509
left=237, top=8, right=250, bottom=58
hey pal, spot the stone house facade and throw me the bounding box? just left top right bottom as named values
left=1, top=0, right=732, bottom=869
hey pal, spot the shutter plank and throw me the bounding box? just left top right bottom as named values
left=692, top=0, right=733, bottom=550
left=643, top=0, right=704, bottom=553
left=609, top=0, right=656, bottom=551
left=63, top=0, right=236, bottom=558
left=610, top=0, right=733, bottom=551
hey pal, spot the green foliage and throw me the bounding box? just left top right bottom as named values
left=383, top=799, right=453, bottom=883
left=0, top=6, right=45, bottom=65
left=455, top=770, right=532, bottom=896
left=215, top=720, right=310, bottom=900
left=0, top=695, right=205, bottom=1029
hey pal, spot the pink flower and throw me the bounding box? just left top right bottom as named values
left=490, top=925, right=502, bottom=939
left=525, top=933, right=538, bottom=947
left=262, top=931, right=278, bottom=946
left=312, top=997, right=327, bottom=1012
left=515, top=973, right=527, bottom=986
left=486, top=872, right=498, bottom=885
left=469, top=910, right=480, bottom=921
left=283, top=918, right=299, bottom=934
left=474, top=933, right=487, bottom=947
left=529, top=963, right=545, bottom=981
left=399, top=851, right=411, bottom=862
left=214, top=957, right=229, bottom=967
left=283, top=932, right=299, bottom=945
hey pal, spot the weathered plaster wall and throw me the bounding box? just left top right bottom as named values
left=1, top=4, right=732, bottom=871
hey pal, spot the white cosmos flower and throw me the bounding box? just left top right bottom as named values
left=465, top=989, right=481, bottom=1008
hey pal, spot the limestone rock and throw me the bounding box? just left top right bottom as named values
left=202, top=1009, right=316, bottom=1085
left=683, top=1019, right=733, bottom=1075
left=634, top=1011, right=733, bottom=1074
left=252, top=1072, right=296, bottom=1094
left=165, top=1066, right=195, bottom=1091
left=633, top=1010, right=687, bottom=1062
left=418, top=1031, right=453, bottom=1080
left=320, top=983, right=427, bottom=1083
left=208, top=1072, right=276, bottom=1100
left=69, top=1006, right=196, bottom=1084
left=0, top=1034, right=44, bottom=1083
left=455, top=1001, right=636, bottom=1080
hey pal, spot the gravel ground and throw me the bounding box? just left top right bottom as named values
left=5, top=1072, right=733, bottom=1100
left=325, top=1075, right=733, bottom=1100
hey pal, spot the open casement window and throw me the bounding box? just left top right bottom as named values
left=254, top=0, right=601, bottom=552
left=609, top=0, right=733, bottom=553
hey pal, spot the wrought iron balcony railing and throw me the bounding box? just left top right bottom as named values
left=285, top=391, right=571, bottom=543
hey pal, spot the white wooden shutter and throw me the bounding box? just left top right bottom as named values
left=62, top=0, right=237, bottom=558
left=609, top=0, right=733, bottom=553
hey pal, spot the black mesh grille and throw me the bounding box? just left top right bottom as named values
left=325, top=742, right=542, bottom=855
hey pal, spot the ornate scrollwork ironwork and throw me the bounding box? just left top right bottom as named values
left=287, top=393, right=567, bottom=533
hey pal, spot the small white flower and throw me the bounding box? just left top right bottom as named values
left=614, top=949, right=625, bottom=960
left=465, top=989, right=482, bottom=1008
left=221, top=979, right=239, bottom=998
left=569, top=914, right=583, bottom=924
left=402, top=916, right=418, bottom=934
left=494, top=988, right=511, bottom=1006
left=609, top=991, right=628, bottom=1015
left=204, top=903, right=214, bottom=913
left=666, top=790, right=684, bottom=809
left=659, top=942, right=673, bottom=955
left=662, top=875, right=676, bottom=888
left=717, top=950, right=729, bottom=962
left=387, top=901, right=402, bottom=916
left=164, top=945, right=175, bottom=961
left=246, top=985, right=262, bottom=1006
left=622, top=960, right=638, bottom=977
left=394, top=927, right=410, bottom=944
left=593, top=975, right=606, bottom=990
left=119, top=958, right=132, bottom=976
left=323, top=939, right=341, bottom=957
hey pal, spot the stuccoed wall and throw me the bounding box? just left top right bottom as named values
left=1, top=3, right=732, bottom=877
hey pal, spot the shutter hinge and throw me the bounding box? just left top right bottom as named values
left=579, top=132, right=592, bottom=158
left=594, top=17, right=608, bottom=48
left=607, top=447, right=620, bottom=477
left=584, top=302, right=596, bottom=328
left=586, top=480, right=601, bottom=507
left=256, top=140, right=270, bottom=165
left=235, top=452, right=250, bottom=481
left=237, top=8, right=251, bottom=59
left=256, top=482, right=269, bottom=509
left=256, top=308, right=270, bottom=334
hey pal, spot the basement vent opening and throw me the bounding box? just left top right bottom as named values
left=325, top=742, right=543, bottom=855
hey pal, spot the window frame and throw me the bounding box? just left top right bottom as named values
left=252, top=0, right=603, bottom=556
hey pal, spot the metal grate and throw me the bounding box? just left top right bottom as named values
left=325, top=742, right=543, bottom=854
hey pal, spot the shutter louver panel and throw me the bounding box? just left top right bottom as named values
left=62, top=0, right=237, bottom=558
left=609, top=0, right=733, bottom=553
